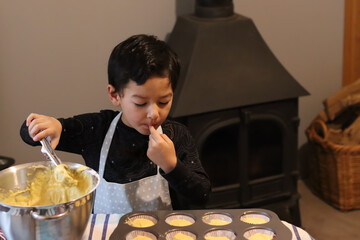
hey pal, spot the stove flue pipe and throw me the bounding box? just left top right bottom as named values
left=195, top=0, right=234, bottom=18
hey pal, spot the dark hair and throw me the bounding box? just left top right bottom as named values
left=108, top=34, right=180, bottom=93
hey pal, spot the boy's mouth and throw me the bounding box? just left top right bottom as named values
left=147, top=123, right=159, bottom=130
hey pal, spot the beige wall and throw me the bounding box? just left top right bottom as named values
left=0, top=0, right=344, bottom=165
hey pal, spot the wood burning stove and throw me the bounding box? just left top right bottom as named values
left=173, top=99, right=302, bottom=226
left=167, top=0, right=309, bottom=226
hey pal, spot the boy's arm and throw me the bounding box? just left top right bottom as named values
left=164, top=159, right=211, bottom=207
left=20, top=110, right=116, bottom=155
left=161, top=121, right=211, bottom=207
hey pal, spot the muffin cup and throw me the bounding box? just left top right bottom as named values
left=204, top=229, right=237, bottom=240
left=165, top=213, right=195, bottom=227
left=240, top=211, right=270, bottom=225
left=125, top=230, right=157, bottom=240
left=243, top=228, right=275, bottom=240
left=165, top=230, right=196, bottom=240
left=125, top=214, right=158, bottom=228
left=202, top=213, right=233, bottom=226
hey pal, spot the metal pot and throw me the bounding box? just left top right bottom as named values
left=0, top=161, right=100, bottom=240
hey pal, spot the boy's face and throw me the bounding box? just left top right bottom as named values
left=115, top=76, right=173, bottom=135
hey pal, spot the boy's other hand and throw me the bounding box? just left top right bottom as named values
left=26, top=113, right=62, bottom=149
left=147, top=126, right=177, bottom=173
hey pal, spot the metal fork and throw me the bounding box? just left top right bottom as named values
left=40, top=137, right=62, bottom=166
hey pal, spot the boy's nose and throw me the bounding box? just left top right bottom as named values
left=147, top=104, right=159, bottom=121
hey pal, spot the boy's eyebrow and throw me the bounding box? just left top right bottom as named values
left=131, top=93, right=173, bottom=99
left=131, top=94, right=147, bottom=99
left=159, top=93, right=173, bottom=99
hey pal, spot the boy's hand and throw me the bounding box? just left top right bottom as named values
left=26, top=113, right=62, bottom=149
left=147, top=126, right=177, bottom=173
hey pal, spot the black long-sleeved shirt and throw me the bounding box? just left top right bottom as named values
left=20, top=110, right=211, bottom=209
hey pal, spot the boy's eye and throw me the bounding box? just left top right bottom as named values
left=159, top=101, right=169, bottom=106
left=135, top=103, right=146, bottom=107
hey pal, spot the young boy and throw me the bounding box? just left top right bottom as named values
left=20, top=34, right=211, bottom=214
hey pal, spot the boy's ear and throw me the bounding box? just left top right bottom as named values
left=107, top=84, right=121, bottom=106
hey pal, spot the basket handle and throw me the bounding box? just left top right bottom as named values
left=311, top=119, right=328, bottom=140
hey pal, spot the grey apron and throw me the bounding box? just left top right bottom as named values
left=93, top=112, right=172, bottom=214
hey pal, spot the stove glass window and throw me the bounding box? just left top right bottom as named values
left=200, top=123, right=239, bottom=188
left=248, top=119, right=283, bottom=180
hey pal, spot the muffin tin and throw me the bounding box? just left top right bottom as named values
left=109, top=208, right=292, bottom=240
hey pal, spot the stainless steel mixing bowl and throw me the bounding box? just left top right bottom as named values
left=0, top=161, right=100, bottom=240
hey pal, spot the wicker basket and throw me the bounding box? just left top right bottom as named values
left=305, top=118, right=360, bottom=211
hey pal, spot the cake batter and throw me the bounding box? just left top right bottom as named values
left=173, top=232, right=194, bottom=240
left=0, top=164, right=92, bottom=206
left=207, top=219, right=231, bottom=226
left=242, top=217, right=267, bottom=224
left=169, top=219, right=193, bottom=226
left=248, top=233, right=273, bottom=240
left=205, top=236, right=230, bottom=240
left=127, top=218, right=155, bottom=228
